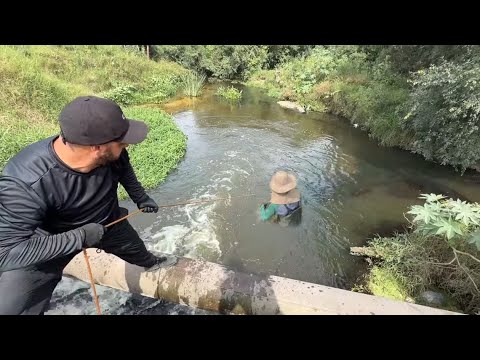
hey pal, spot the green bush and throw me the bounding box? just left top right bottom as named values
left=216, top=86, right=243, bottom=101
left=101, top=83, right=138, bottom=105
left=358, top=193, right=480, bottom=314
left=403, top=59, right=480, bottom=172
left=373, top=45, right=480, bottom=75
left=154, top=45, right=270, bottom=80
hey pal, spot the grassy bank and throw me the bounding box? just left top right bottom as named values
left=247, top=45, right=480, bottom=173
left=0, top=45, right=189, bottom=199
left=246, top=46, right=412, bottom=148
left=119, top=107, right=187, bottom=199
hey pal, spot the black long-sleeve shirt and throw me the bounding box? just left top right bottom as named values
left=0, top=136, right=147, bottom=272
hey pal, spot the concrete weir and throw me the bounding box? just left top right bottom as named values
left=64, top=249, right=460, bottom=315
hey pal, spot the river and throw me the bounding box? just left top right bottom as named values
left=47, top=83, right=480, bottom=314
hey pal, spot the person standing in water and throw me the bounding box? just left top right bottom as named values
left=260, top=170, right=302, bottom=226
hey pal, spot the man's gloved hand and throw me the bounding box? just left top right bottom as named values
left=137, top=195, right=159, bottom=213
left=80, top=223, right=106, bottom=248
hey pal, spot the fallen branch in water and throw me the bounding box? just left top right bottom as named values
left=350, top=246, right=381, bottom=258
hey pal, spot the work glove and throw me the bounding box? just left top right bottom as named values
left=80, top=223, right=106, bottom=248
left=137, top=195, right=159, bottom=213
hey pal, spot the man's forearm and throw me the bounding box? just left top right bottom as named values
left=119, top=163, right=147, bottom=203
left=0, top=229, right=85, bottom=272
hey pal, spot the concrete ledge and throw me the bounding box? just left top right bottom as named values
left=64, top=249, right=461, bottom=315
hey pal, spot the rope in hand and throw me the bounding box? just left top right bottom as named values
left=82, top=194, right=256, bottom=315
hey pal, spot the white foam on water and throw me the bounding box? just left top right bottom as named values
left=47, top=276, right=132, bottom=315
left=147, top=200, right=221, bottom=261
left=149, top=224, right=190, bottom=254
left=231, top=166, right=251, bottom=176
left=47, top=137, right=256, bottom=314
left=142, top=160, right=256, bottom=262
left=226, top=150, right=239, bottom=158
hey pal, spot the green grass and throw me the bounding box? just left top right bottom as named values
left=181, top=71, right=207, bottom=97
left=329, top=80, right=410, bottom=147
left=246, top=51, right=411, bottom=149
left=0, top=45, right=189, bottom=198
left=367, top=266, right=410, bottom=302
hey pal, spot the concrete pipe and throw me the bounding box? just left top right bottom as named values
left=63, top=249, right=461, bottom=315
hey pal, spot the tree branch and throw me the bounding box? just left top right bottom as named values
left=453, top=249, right=480, bottom=294
left=453, top=248, right=480, bottom=264
left=403, top=212, right=414, bottom=227
left=427, top=257, right=455, bottom=266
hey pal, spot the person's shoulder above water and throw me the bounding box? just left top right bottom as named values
left=2, top=136, right=59, bottom=184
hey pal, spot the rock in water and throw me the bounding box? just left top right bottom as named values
left=277, top=101, right=306, bottom=114
left=419, top=290, right=447, bottom=306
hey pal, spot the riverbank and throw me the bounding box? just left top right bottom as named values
left=245, top=46, right=480, bottom=174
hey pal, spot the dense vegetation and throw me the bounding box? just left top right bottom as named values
left=355, top=194, right=480, bottom=314
left=153, top=45, right=480, bottom=173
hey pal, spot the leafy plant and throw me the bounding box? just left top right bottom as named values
left=216, top=86, right=242, bottom=101
left=154, top=45, right=270, bottom=80
left=355, top=193, right=480, bottom=313
left=407, top=193, right=480, bottom=250
left=102, top=83, right=137, bottom=105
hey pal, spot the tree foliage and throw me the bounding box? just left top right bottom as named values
left=153, top=45, right=313, bottom=81
left=403, top=58, right=480, bottom=172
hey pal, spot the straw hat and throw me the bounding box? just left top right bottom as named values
left=269, top=171, right=301, bottom=205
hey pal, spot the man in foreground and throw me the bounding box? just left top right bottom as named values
left=0, top=95, right=177, bottom=315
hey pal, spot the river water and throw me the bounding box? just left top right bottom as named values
left=47, top=83, right=480, bottom=314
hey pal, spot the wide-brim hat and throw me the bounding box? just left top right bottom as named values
left=270, top=188, right=301, bottom=205
left=269, top=171, right=300, bottom=204
left=270, top=170, right=297, bottom=194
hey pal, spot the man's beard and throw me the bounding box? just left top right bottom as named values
left=95, top=150, right=118, bottom=167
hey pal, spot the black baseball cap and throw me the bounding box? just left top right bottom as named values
left=59, top=96, right=148, bottom=145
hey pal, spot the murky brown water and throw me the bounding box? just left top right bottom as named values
left=128, top=82, right=480, bottom=289
left=49, top=82, right=480, bottom=314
